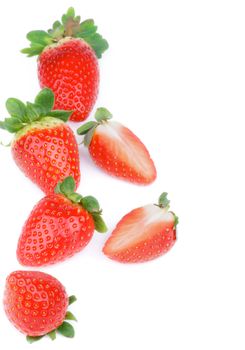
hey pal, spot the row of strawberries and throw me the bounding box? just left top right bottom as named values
left=0, top=8, right=178, bottom=343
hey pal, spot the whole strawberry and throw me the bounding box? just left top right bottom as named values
left=77, top=108, right=157, bottom=185
left=22, top=7, right=108, bottom=122
left=4, top=270, right=77, bottom=342
left=17, top=176, right=107, bottom=267
left=0, top=88, right=80, bottom=194
left=103, top=193, right=178, bottom=263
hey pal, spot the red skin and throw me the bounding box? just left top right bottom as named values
left=4, top=271, right=68, bottom=336
left=17, top=194, right=95, bottom=267
left=12, top=123, right=80, bottom=194
left=38, top=38, right=99, bottom=122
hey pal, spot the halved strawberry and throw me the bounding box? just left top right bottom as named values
left=77, top=108, right=157, bottom=184
left=103, top=193, right=178, bottom=263
left=0, top=88, right=80, bottom=194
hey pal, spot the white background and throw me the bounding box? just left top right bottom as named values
left=0, top=0, right=244, bottom=349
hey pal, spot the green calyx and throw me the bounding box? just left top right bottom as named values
left=0, top=88, right=72, bottom=134
left=158, top=192, right=170, bottom=209
left=156, top=192, right=179, bottom=228
left=21, top=7, right=108, bottom=58
left=55, top=176, right=107, bottom=233
left=77, top=107, right=112, bottom=147
left=26, top=295, right=77, bottom=343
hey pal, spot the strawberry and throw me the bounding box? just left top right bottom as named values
left=4, top=270, right=77, bottom=342
left=103, top=193, right=178, bottom=263
left=17, top=176, right=107, bottom=267
left=0, top=88, right=80, bottom=194
left=77, top=108, right=157, bottom=185
left=22, top=7, right=108, bottom=122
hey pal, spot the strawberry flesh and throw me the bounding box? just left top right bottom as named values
left=89, top=121, right=156, bottom=184
left=103, top=205, right=176, bottom=263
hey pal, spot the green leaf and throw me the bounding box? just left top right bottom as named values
left=22, top=11, right=108, bottom=58
left=60, top=176, right=76, bottom=195
left=173, top=213, right=179, bottom=228
left=68, top=193, right=83, bottom=203
left=53, top=20, right=62, bottom=30
left=79, top=19, right=97, bottom=37
left=26, top=335, right=44, bottom=343
left=54, top=181, right=62, bottom=194
left=47, top=330, right=56, bottom=340
left=81, top=32, right=109, bottom=58
left=92, top=213, right=107, bottom=233
left=61, top=8, right=76, bottom=27
left=158, top=192, right=170, bottom=208
left=75, top=18, right=108, bottom=58
left=81, top=196, right=100, bottom=213
left=48, top=110, right=72, bottom=122
left=75, top=16, right=81, bottom=23
left=83, top=125, right=96, bottom=147
left=94, top=107, right=112, bottom=122
left=5, top=98, right=27, bottom=122
left=21, top=45, right=44, bottom=57
left=65, top=311, right=77, bottom=322
left=35, top=88, right=55, bottom=113
left=77, top=121, right=98, bottom=135
left=22, top=31, right=53, bottom=57
left=26, top=102, right=42, bottom=121
left=66, top=7, right=75, bottom=18
left=27, top=30, right=52, bottom=46
left=61, top=14, right=68, bottom=25
left=51, top=26, right=65, bottom=39
left=1, top=117, right=24, bottom=133
left=48, top=21, right=65, bottom=38
left=57, top=322, right=75, bottom=338
left=69, top=295, right=77, bottom=305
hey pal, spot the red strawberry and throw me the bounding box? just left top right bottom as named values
left=103, top=193, right=178, bottom=263
left=17, top=176, right=107, bottom=267
left=77, top=108, right=157, bottom=185
left=0, top=88, right=80, bottom=194
left=22, top=7, right=108, bottom=122
left=4, top=270, right=77, bottom=342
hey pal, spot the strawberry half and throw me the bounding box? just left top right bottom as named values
left=77, top=108, right=157, bottom=185
left=103, top=193, right=178, bottom=263
left=22, top=7, right=108, bottom=122
left=4, top=270, right=77, bottom=342
left=17, top=176, right=107, bottom=267
left=0, top=88, right=80, bottom=194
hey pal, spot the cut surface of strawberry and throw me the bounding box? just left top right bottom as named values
left=103, top=193, right=178, bottom=263
left=77, top=107, right=156, bottom=184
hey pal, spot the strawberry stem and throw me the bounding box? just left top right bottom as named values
left=158, top=192, right=170, bottom=209
left=157, top=193, right=179, bottom=228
